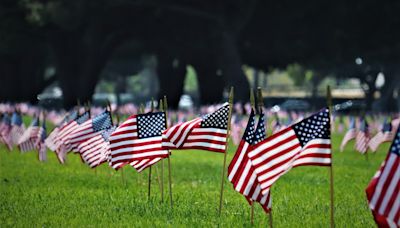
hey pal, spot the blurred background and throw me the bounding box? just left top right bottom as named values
left=0, top=0, right=399, bottom=111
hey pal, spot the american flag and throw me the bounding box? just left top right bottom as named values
left=10, top=112, right=25, bottom=145
left=18, top=117, right=40, bottom=152
left=162, top=103, right=229, bottom=153
left=78, top=126, right=116, bottom=168
left=355, top=118, right=370, bottom=154
left=366, top=127, right=400, bottom=228
left=0, top=113, right=13, bottom=150
left=36, top=121, right=47, bottom=162
left=340, top=117, right=357, bottom=152
left=228, top=110, right=271, bottom=213
left=45, top=111, right=78, bottom=151
left=369, top=119, right=394, bottom=152
left=248, top=108, right=331, bottom=195
left=54, top=112, right=90, bottom=163
left=109, top=111, right=169, bottom=171
left=63, top=111, right=112, bottom=153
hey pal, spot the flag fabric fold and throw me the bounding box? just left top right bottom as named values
left=366, top=127, right=400, bottom=228
left=78, top=126, right=116, bottom=168
left=248, top=108, right=331, bottom=195
left=228, top=109, right=271, bottom=213
left=162, top=103, right=229, bottom=153
left=63, top=111, right=112, bottom=153
left=369, top=118, right=394, bottom=152
left=18, top=117, right=40, bottom=152
left=340, top=117, right=357, bottom=152
left=10, top=112, right=25, bottom=145
left=355, top=118, right=370, bottom=154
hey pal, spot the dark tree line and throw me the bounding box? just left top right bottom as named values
left=0, top=0, right=399, bottom=110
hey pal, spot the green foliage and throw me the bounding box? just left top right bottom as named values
left=0, top=131, right=386, bottom=227
left=183, top=65, right=199, bottom=93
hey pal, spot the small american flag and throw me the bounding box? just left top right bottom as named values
left=63, top=111, right=112, bottom=153
left=36, top=121, right=47, bottom=162
left=355, top=118, right=370, bottom=154
left=369, top=118, right=394, bottom=152
left=18, top=117, right=40, bottom=152
left=109, top=112, right=169, bottom=171
left=45, top=111, right=78, bottom=151
left=54, top=112, right=90, bottom=163
left=0, top=113, right=13, bottom=151
left=340, top=117, right=357, bottom=152
left=10, top=112, right=25, bottom=145
left=78, top=126, right=116, bottom=168
left=366, top=127, right=400, bottom=228
left=249, top=108, right=331, bottom=195
left=228, top=110, right=271, bottom=213
left=162, top=103, right=229, bottom=153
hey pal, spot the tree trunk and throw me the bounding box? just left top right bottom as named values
left=157, top=53, right=186, bottom=109
left=216, top=30, right=250, bottom=103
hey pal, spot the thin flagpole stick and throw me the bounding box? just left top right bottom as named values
left=258, top=87, right=274, bottom=228
left=326, top=85, right=334, bottom=228
left=139, top=103, right=152, bottom=201
left=163, top=95, right=173, bottom=208
left=251, top=201, right=255, bottom=225
left=160, top=99, right=165, bottom=203
left=269, top=212, right=273, bottom=228
left=218, top=86, right=234, bottom=216
left=149, top=99, right=163, bottom=200
left=250, top=88, right=256, bottom=225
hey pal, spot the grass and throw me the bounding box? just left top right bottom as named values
left=0, top=132, right=389, bottom=227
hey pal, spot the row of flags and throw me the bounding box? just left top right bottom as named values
left=340, top=117, right=399, bottom=154
left=0, top=101, right=399, bottom=227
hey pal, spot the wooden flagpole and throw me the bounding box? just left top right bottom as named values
left=159, top=99, right=165, bottom=203
left=257, top=87, right=273, bottom=228
left=163, top=96, right=173, bottom=208
left=218, top=86, right=234, bottom=216
left=249, top=88, right=256, bottom=225
left=326, top=85, right=334, bottom=228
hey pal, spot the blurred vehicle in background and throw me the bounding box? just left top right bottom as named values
left=278, top=99, right=310, bottom=111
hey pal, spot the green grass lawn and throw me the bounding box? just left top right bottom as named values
left=0, top=132, right=388, bottom=227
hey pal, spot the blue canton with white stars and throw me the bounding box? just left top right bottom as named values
left=292, top=108, right=330, bottom=147
left=92, top=111, right=112, bottom=132
left=102, top=126, right=116, bottom=142
left=201, top=104, right=229, bottom=130
left=137, top=112, right=166, bottom=139
left=76, top=112, right=90, bottom=124
left=243, top=110, right=256, bottom=144
left=390, top=127, right=400, bottom=156
left=253, top=112, right=267, bottom=145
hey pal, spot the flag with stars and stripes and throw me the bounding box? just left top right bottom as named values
left=0, top=113, right=13, bottom=151
left=162, top=103, right=230, bottom=153
left=355, top=118, right=370, bottom=154
left=340, top=117, right=357, bottom=152
left=228, top=110, right=271, bottom=214
left=109, top=112, right=169, bottom=171
left=366, top=126, right=400, bottom=228
left=18, top=117, right=40, bottom=152
left=63, top=111, right=112, bottom=153
left=45, top=111, right=78, bottom=151
left=248, top=108, right=331, bottom=195
left=10, top=112, right=25, bottom=145
left=78, top=126, right=116, bottom=168
left=369, top=118, right=394, bottom=152
left=54, top=112, right=90, bottom=164
left=36, top=121, right=47, bottom=162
